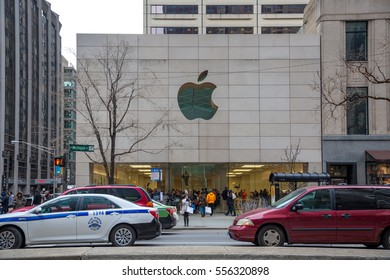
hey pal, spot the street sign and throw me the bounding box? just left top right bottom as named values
left=69, top=144, right=94, bottom=152
left=34, top=178, right=62, bottom=184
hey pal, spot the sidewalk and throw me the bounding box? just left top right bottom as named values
left=174, top=212, right=236, bottom=230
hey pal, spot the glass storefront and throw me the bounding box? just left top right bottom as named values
left=90, top=162, right=308, bottom=197
left=327, top=164, right=356, bottom=185
left=366, top=151, right=390, bottom=185
left=367, top=163, right=390, bottom=185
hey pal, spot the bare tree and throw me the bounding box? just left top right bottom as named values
left=282, top=139, right=302, bottom=172
left=281, top=139, right=302, bottom=190
left=315, top=36, right=390, bottom=121
left=76, top=41, right=177, bottom=184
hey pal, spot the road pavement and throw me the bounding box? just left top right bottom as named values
left=1, top=213, right=390, bottom=260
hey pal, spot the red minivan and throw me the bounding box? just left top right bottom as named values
left=228, top=185, right=390, bottom=248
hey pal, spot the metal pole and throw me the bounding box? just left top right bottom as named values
left=53, top=162, right=56, bottom=195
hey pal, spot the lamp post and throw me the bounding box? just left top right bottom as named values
left=11, top=140, right=58, bottom=194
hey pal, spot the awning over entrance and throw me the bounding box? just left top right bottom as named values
left=366, top=150, right=390, bottom=161
left=269, top=172, right=331, bottom=183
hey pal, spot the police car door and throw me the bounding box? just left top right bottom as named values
left=27, top=196, right=78, bottom=243
left=76, top=196, right=122, bottom=241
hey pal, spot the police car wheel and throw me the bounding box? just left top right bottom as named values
left=0, top=227, right=23, bottom=250
left=110, top=225, right=136, bottom=246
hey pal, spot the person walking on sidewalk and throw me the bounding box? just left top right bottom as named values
left=206, top=190, right=216, bottom=216
left=8, top=191, right=14, bottom=211
left=225, top=190, right=236, bottom=216
left=0, top=191, right=9, bottom=214
left=181, top=194, right=191, bottom=227
left=198, top=192, right=206, bottom=217
left=14, top=191, right=26, bottom=209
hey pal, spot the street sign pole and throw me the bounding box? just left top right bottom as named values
left=69, top=144, right=94, bottom=152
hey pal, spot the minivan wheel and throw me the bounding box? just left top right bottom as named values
left=0, top=227, right=23, bottom=250
left=110, top=225, right=136, bottom=247
left=381, top=229, right=390, bottom=249
left=257, top=225, right=285, bottom=247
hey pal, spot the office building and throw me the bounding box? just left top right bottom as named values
left=0, top=0, right=62, bottom=194
left=144, top=0, right=309, bottom=35
left=62, top=58, right=77, bottom=186
left=303, top=0, right=390, bottom=184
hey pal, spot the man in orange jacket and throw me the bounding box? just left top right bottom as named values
left=206, top=190, right=216, bottom=216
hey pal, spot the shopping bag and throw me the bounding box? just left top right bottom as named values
left=205, top=206, right=212, bottom=214
left=186, top=207, right=194, bottom=214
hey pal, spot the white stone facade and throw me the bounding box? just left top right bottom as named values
left=76, top=34, right=321, bottom=187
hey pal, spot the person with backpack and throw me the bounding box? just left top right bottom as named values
left=225, top=190, right=236, bottom=216
left=0, top=191, right=9, bottom=214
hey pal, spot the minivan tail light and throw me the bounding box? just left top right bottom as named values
left=148, top=209, right=159, bottom=220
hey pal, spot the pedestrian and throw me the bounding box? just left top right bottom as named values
left=181, top=194, right=191, bottom=227
left=43, top=190, right=51, bottom=201
left=8, top=191, right=14, bottom=210
left=14, top=191, right=26, bottom=209
left=0, top=191, right=9, bottom=214
left=206, top=190, right=216, bottom=216
left=221, top=187, right=229, bottom=213
left=198, top=192, right=206, bottom=217
left=225, top=190, right=236, bottom=216
left=33, top=190, right=42, bottom=205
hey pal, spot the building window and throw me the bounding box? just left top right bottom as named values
left=150, top=27, right=198, bottom=34
left=64, top=89, right=76, bottom=99
left=206, top=27, right=253, bottom=34
left=328, top=163, right=356, bottom=185
left=261, top=5, right=306, bottom=14
left=151, top=5, right=198, bottom=14
left=346, top=21, right=367, bottom=61
left=366, top=162, right=390, bottom=185
left=64, top=80, right=75, bottom=87
left=64, top=120, right=76, bottom=129
left=206, top=5, right=253, bottom=14
left=261, top=26, right=301, bottom=34
left=347, top=87, right=368, bottom=135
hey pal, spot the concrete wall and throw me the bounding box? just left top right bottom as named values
left=76, top=33, right=321, bottom=186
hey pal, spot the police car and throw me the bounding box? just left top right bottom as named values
left=0, top=194, right=161, bottom=249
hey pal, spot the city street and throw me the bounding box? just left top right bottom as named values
left=1, top=228, right=390, bottom=260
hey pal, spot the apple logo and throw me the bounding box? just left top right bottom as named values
left=177, top=70, right=218, bottom=120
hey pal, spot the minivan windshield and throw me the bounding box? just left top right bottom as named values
left=272, top=188, right=307, bottom=209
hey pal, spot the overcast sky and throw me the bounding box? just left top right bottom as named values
left=48, top=0, right=143, bottom=66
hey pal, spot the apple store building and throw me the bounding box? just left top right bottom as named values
left=75, top=34, right=322, bottom=202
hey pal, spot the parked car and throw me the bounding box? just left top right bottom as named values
left=0, top=193, right=161, bottom=249
left=62, top=185, right=154, bottom=207
left=12, top=186, right=177, bottom=229
left=152, top=199, right=179, bottom=229
left=228, top=185, right=390, bottom=248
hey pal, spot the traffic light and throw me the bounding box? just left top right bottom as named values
left=54, top=156, right=65, bottom=167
